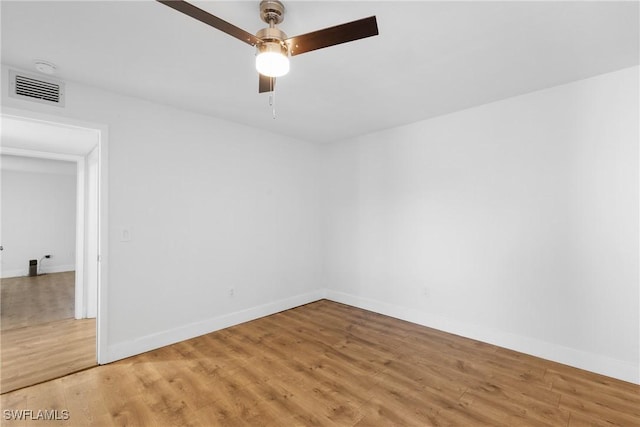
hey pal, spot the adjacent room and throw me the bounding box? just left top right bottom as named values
left=0, top=1, right=638, bottom=426
left=0, top=154, right=97, bottom=394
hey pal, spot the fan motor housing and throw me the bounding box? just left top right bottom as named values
left=256, top=27, right=289, bottom=58
left=256, top=27, right=287, bottom=42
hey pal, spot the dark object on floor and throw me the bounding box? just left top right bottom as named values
left=28, top=259, right=37, bottom=277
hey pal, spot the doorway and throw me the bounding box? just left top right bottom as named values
left=0, top=110, right=108, bottom=393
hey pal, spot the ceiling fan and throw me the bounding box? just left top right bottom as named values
left=157, top=0, right=379, bottom=93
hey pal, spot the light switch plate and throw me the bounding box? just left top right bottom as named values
left=119, top=227, right=132, bottom=242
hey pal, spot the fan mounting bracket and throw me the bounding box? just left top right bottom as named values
left=260, top=0, right=285, bottom=25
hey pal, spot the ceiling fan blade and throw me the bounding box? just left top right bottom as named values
left=285, top=16, right=378, bottom=56
left=157, top=0, right=261, bottom=46
left=259, top=74, right=275, bottom=93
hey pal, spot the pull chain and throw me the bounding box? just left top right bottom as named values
left=268, top=79, right=276, bottom=119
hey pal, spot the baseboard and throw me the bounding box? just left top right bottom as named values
left=106, top=289, right=327, bottom=363
left=1, top=264, right=74, bottom=278
left=0, top=268, right=25, bottom=279
left=40, top=264, right=75, bottom=274
left=325, top=290, right=639, bottom=385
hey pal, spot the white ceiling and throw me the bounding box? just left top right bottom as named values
left=1, top=1, right=638, bottom=143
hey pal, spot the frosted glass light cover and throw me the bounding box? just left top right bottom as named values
left=256, top=52, right=290, bottom=77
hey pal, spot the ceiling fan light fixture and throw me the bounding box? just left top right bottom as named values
left=256, top=42, right=289, bottom=77
left=157, top=0, right=379, bottom=93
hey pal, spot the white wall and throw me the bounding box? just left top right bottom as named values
left=1, top=65, right=324, bottom=361
left=323, top=66, right=639, bottom=383
left=3, top=64, right=637, bottom=384
left=1, top=157, right=77, bottom=277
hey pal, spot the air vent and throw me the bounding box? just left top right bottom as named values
left=16, top=75, right=60, bottom=102
left=9, top=70, right=65, bottom=107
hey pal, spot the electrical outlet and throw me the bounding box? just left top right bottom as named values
left=228, top=287, right=235, bottom=297
left=422, top=287, right=430, bottom=297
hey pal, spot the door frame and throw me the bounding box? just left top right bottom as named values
left=0, top=107, right=109, bottom=364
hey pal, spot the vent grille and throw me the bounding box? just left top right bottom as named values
left=15, top=75, right=60, bottom=102
left=9, top=70, right=65, bottom=107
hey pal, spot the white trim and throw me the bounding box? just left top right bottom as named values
left=42, top=264, right=75, bottom=274
left=105, top=289, right=326, bottom=363
left=96, top=125, right=109, bottom=364
left=74, top=159, right=85, bottom=319
left=1, top=108, right=106, bottom=136
left=84, top=147, right=99, bottom=319
left=325, top=290, right=640, bottom=385
left=0, top=147, right=83, bottom=163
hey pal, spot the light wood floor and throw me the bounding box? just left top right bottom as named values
left=1, top=272, right=75, bottom=330
left=1, top=300, right=638, bottom=426
left=0, top=272, right=97, bottom=394
left=0, top=318, right=96, bottom=394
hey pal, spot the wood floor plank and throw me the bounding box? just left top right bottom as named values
left=558, top=392, right=640, bottom=426
left=1, top=272, right=96, bottom=394
left=1, top=272, right=75, bottom=330
left=547, top=367, right=640, bottom=408
left=1, top=318, right=96, bottom=393
left=1, top=300, right=638, bottom=426
left=62, top=373, right=116, bottom=427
